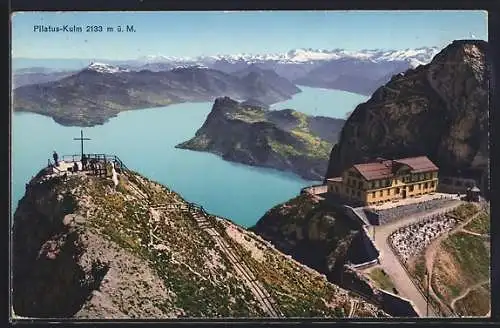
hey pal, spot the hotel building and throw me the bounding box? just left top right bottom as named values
left=326, top=156, right=439, bottom=206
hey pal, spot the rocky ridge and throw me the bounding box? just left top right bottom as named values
left=12, top=167, right=385, bottom=318
left=176, top=97, right=345, bottom=181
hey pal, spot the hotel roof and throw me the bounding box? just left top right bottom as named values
left=352, top=156, right=438, bottom=181
left=394, top=156, right=439, bottom=174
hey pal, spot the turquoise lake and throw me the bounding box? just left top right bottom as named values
left=11, top=86, right=368, bottom=227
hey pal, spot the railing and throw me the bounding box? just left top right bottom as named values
left=385, top=207, right=461, bottom=317
left=59, top=154, right=128, bottom=170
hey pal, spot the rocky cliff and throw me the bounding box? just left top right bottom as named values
left=250, top=194, right=384, bottom=308
left=12, top=166, right=385, bottom=319
left=325, top=40, right=489, bottom=193
left=176, top=97, right=345, bottom=181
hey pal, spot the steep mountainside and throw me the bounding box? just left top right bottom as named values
left=176, top=97, right=345, bottom=181
left=12, top=167, right=385, bottom=318
left=326, top=40, right=489, bottom=194
left=250, top=194, right=384, bottom=310
left=252, top=195, right=365, bottom=274
left=12, top=64, right=300, bottom=127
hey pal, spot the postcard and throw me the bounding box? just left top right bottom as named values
left=10, top=10, right=490, bottom=320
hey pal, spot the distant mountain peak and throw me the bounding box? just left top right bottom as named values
left=86, top=62, right=129, bottom=73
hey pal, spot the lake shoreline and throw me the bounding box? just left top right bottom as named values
left=11, top=86, right=367, bottom=227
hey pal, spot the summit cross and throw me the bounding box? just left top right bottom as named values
left=73, top=130, right=91, bottom=159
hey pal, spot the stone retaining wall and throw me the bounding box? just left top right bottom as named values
left=301, top=184, right=328, bottom=195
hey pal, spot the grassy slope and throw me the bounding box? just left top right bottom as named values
left=215, top=222, right=356, bottom=317
left=432, top=231, right=490, bottom=303
left=77, top=173, right=259, bottom=317
left=234, top=107, right=333, bottom=161
left=58, top=171, right=380, bottom=318
left=189, top=105, right=333, bottom=162
left=463, top=210, right=490, bottom=235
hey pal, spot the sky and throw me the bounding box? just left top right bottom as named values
left=11, top=11, right=488, bottom=60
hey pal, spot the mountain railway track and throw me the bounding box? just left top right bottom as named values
left=121, top=171, right=282, bottom=317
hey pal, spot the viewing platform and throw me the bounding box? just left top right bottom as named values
left=28, top=153, right=128, bottom=189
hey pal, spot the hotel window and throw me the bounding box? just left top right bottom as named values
left=424, top=182, right=428, bottom=189
left=409, top=185, right=414, bottom=192
left=387, top=189, right=390, bottom=195
left=374, top=180, right=379, bottom=188
left=372, top=192, right=376, bottom=198
left=379, top=190, right=383, bottom=197
left=395, top=187, right=400, bottom=194
left=431, top=181, right=435, bottom=188
left=418, top=184, right=421, bottom=189
left=385, top=179, right=390, bottom=187
left=358, top=181, right=363, bottom=189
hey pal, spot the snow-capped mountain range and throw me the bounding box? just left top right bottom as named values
left=13, top=46, right=443, bottom=95
left=86, top=62, right=130, bottom=73
left=134, top=46, right=440, bottom=67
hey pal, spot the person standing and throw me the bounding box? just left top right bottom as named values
left=82, top=155, right=88, bottom=171
left=53, top=151, right=59, bottom=167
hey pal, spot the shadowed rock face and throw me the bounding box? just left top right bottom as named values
left=12, top=178, right=108, bottom=317
left=325, top=40, right=489, bottom=195
left=250, top=195, right=387, bottom=311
